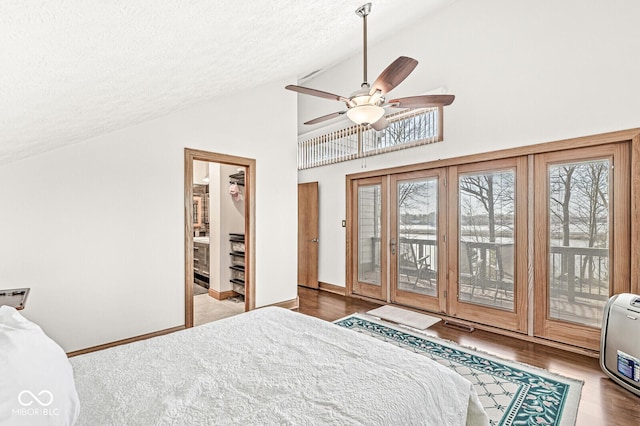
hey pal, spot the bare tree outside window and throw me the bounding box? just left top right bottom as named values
left=396, top=178, right=438, bottom=296
left=458, top=170, right=516, bottom=311
left=548, top=160, right=610, bottom=327
left=375, top=110, right=438, bottom=149
left=362, top=109, right=440, bottom=155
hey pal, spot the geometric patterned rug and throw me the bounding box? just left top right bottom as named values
left=334, top=314, right=583, bottom=426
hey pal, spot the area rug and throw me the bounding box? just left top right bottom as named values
left=334, top=314, right=583, bottom=426
left=367, top=304, right=441, bottom=330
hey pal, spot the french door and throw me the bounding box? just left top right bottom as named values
left=447, top=158, right=528, bottom=333
left=350, top=171, right=446, bottom=308
left=390, top=170, right=447, bottom=313
left=347, top=140, right=630, bottom=349
left=350, top=161, right=527, bottom=332
left=533, top=143, right=630, bottom=350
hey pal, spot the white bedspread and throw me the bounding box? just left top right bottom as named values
left=71, top=307, right=488, bottom=426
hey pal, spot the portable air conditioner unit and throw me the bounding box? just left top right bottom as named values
left=600, top=293, right=640, bottom=396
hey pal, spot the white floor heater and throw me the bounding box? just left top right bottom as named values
left=600, top=293, right=640, bottom=396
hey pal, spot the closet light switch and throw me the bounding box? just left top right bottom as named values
left=341, top=220, right=346, bottom=227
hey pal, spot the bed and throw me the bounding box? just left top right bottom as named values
left=1, top=306, right=489, bottom=425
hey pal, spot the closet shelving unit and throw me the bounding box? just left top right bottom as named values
left=229, top=233, right=245, bottom=300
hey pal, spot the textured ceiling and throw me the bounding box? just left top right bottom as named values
left=0, top=0, right=454, bottom=165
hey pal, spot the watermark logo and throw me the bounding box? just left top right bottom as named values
left=12, top=390, right=59, bottom=417
left=18, top=390, right=54, bottom=407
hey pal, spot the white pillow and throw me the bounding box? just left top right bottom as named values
left=0, top=306, right=80, bottom=425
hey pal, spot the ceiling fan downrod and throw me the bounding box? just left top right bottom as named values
left=284, top=1, right=454, bottom=129
left=355, top=3, right=372, bottom=88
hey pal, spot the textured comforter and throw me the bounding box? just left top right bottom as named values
left=71, top=307, right=489, bottom=425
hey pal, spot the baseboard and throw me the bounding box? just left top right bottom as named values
left=435, top=313, right=600, bottom=358
left=67, top=297, right=296, bottom=357
left=376, top=300, right=600, bottom=358
left=318, top=282, right=347, bottom=296
left=67, top=325, right=185, bottom=357
left=268, top=297, right=299, bottom=310
left=208, top=288, right=237, bottom=300
left=347, top=292, right=386, bottom=307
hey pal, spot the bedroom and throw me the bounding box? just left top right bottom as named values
left=1, top=0, right=639, bottom=424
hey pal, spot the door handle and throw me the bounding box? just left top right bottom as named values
left=310, top=238, right=319, bottom=243
left=390, top=238, right=396, bottom=255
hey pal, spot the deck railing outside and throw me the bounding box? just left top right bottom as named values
left=364, top=238, right=609, bottom=303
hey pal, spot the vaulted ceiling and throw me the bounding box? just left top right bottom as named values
left=0, top=0, right=455, bottom=165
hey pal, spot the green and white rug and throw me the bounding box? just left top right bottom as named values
left=334, top=314, right=583, bottom=426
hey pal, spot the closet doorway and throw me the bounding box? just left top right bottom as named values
left=184, top=149, right=255, bottom=328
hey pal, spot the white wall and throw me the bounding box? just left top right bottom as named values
left=193, top=160, right=209, bottom=187
left=208, top=162, right=221, bottom=291
left=297, top=0, right=640, bottom=287
left=0, top=79, right=298, bottom=352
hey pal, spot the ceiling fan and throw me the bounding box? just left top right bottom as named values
left=285, top=2, right=455, bottom=131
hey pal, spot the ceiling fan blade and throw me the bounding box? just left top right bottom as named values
left=369, top=56, right=418, bottom=95
left=389, top=95, right=455, bottom=108
left=304, top=111, right=347, bottom=125
left=370, top=116, right=388, bottom=131
left=285, top=85, right=348, bottom=102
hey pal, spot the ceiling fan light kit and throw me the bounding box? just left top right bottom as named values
left=286, top=2, right=455, bottom=131
left=346, top=104, right=385, bottom=125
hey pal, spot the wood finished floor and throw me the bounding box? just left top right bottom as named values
left=296, top=286, right=640, bottom=426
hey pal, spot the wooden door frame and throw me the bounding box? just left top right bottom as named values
left=184, top=148, right=256, bottom=328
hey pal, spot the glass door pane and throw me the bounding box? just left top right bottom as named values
left=547, top=159, right=610, bottom=328
left=358, top=184, right=382, bottom=285
left=396, top=177, right=438, bottom=296
left=390, top=169, right=446, bottom=313
left=458, top=169, right=516, bottom=311
left=351, top=177, right=387, bottom=301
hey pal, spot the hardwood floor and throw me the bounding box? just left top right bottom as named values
left=296, top=286, right=640, bottom=426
